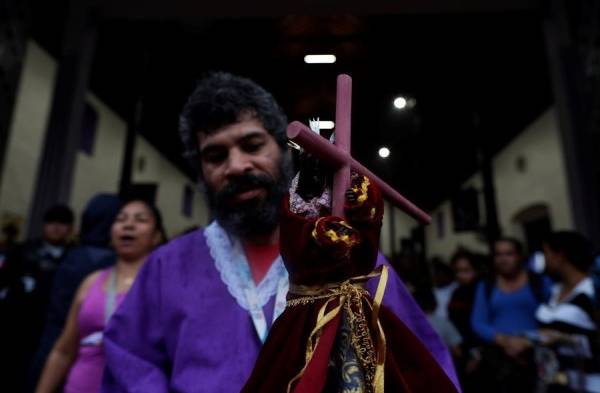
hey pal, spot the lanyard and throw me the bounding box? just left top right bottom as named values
left=104, top=268, right=118, bottom=324
left=81, top=268, right=118, bottom=346
left=245, top=275, right=288, bottom=343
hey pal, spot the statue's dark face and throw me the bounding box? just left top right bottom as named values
left=296, top=152, right=330, bottom=201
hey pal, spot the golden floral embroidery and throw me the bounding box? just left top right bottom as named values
left=285, top=266, right=388, bottom=393
left=351, top=176, right=370, bottom=205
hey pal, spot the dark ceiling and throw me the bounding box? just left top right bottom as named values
left=30, top=1, right=553, bottom=210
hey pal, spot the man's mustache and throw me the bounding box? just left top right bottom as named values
left=216, top=173, right=275, bottom=203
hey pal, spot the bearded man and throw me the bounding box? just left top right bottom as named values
left=102, top=72, right=457, bottom=393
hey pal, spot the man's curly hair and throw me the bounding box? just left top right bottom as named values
left=179, top=72, right=288, bottom=173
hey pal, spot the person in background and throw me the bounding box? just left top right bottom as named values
left=447, top=248, right=484, bottom=392
left=14, top=205, right=75, bottom=300
left=27, top=194, right=122, bottom=392
left=448, top=249, right=483, bottom=352
left=34, top=199, right=164, bottom=393
left=432, top=258, right=458, bottom=319
left=0, top=222, right=21, bottom=306
left=415, top=286, right=463, bottom=359
left=0, top=222, right=19, bottom=267
left=471, top=237, right=551, bottom=393
left=534, top=231, right=600, bottom=393
left=0, top=222, right=28, bottom=393
left=0, top=205, right=74, bottom=391
left=0, top=223, right=20, bottom=297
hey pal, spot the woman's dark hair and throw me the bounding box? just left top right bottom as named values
left=120, top=198, right=167, bottom=243
left=179, top=71, right=288, bottom=173
left=544, top=231, right=594, bottom=273
left=449, top=248, right=481, bottom=271
left=494, top=237, right=524, bottom=256
left=432, top=258, right=454, bottom=278
left=43, top=204, right=74, bottom=224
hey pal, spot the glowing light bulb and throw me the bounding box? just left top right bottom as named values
left=393, top=97, right=407, bottom=109
left=304, top=54, right=336, bottom=64
left=378, top=147, right=390, bottom=158
left=318, top=121, right=335, bottom=129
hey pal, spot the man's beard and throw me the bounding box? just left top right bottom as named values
left=206, top=155, right=293, bottom=239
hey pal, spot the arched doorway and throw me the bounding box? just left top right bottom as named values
left=513, top=203, right=552, bottom=253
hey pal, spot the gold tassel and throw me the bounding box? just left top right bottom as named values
left=286, top=265, right=389, bottom=393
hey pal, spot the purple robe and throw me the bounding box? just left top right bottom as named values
left=102, top=227, right=460, bottom=392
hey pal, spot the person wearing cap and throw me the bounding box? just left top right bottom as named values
left=18, top=204, right=75, bottom=299
left=26, top=194, right=121, bottom=392
left=0, top=204, right=74, bottom=391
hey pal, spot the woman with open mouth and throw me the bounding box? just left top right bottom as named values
left=34, top=199, right=165, bottom=393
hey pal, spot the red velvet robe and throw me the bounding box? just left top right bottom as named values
left=242, top=178, right=459, bottom=393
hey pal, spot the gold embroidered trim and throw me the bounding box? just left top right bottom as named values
left=285, top=266, right=388, bottom=393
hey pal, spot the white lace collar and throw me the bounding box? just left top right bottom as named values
left=204, top=221, right=288, bottom=311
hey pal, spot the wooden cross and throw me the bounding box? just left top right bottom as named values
left=287, top=74, right=432, bottom=224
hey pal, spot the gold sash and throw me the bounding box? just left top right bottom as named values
left=285, top=265, right=389, bottom=393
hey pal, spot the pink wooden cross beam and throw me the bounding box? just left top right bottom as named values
left=288, top=74, right=432, bottom=225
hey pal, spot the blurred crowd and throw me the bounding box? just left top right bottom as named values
left=1, top=191, right=600, bottom=393
left=401, top=233, right=600, bottom=393
left=0, top=194, right=165, bottom=393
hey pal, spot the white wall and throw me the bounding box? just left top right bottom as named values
left=0, top=42, right=57, bottom=237
left=493, top=109, right=573, bottom=237
left=424, top=175, right=489, bottom=259
left=132, top=138, right=209, bottom=237
left=380, top=201, right=419, bottom=257
left=423, top=107, right=573, bottom=260
left=0, top=40, right=209, bottom=241
left=69, top=94, right=127, bottom=220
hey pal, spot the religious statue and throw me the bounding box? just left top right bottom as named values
left=242, top=75, right=460, bottom=393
